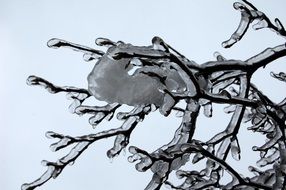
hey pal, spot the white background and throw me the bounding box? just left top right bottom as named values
left=1, top=0, right=286, bottom=189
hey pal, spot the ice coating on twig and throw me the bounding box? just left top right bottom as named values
left=23, top=1, right=286, bottom=189
left=271, top=71, right=286, bottom=82
left=222, top=1, right=286, bottom=48
left=47, top=38, right=104, bottom=55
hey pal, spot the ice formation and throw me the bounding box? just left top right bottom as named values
left=23, top=1, right=286, bottom=190
left=87, top=43, right=187, bottom=113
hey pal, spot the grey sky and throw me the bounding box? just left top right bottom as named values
left=1, top=0, right=286, bottom=189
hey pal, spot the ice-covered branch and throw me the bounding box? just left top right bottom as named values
left=24, top=1, right=286, bottom=189
left=271, top=71, right=286, bottom=83
left=27, top=75, right=90, bottom=96
left=47, top=38, right=105, bottom=61
left=127, top=100, right=200, bottom=190
left=222, top=0, right=286, bottom=48
left=22, top=105, right=151, bottom=190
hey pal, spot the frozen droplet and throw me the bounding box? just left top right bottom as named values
left=252, top=146, right=258, bottom=151
left=127, top=156, right=135, bottom=163
left=203, top=102, right=212, bottom=117
left=230, top=139, right=241, bottom=161
left=26, top=75, right=37, bottom=85
left=83, top=53, right=100, bottom=62
left=106, top=149, right=114, bottom=159
left=213, top=51, right=225, bottom=61
left=128, top=146, right=137, bottom=154
left=41, top=160, right=49, bottom=166
left=47, top=38, right=61, bottom=48
left=21, top=184, right=29, bottom=190
left=222, top=39, right=236, bottom=48
left=233, top=2, right=243, bottom=10
left=95, top=37, right=115, bottom=46
left=68, top=100, right=81, bottom=113
left=49, top=144, right=57, bottom=152
left=152, top=36, right=168, bottom=51
left=275, top=18, right=284, bottom=31
left=248, top=166, right=262, bottom=176
left=88, top=112, right=105, bottom=127
left=224, top=105, right=236, bottom=114
left=68, top=161, right=75, bottom=166
left=45, top=131, right=56, bottom=139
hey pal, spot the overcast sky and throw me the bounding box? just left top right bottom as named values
left=1, top=1, right=286, bottom=190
